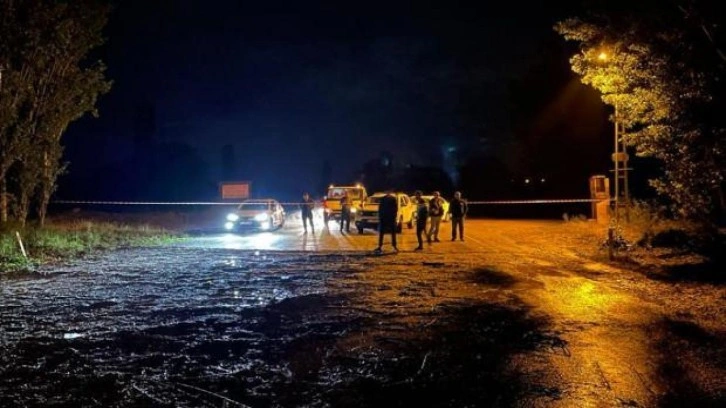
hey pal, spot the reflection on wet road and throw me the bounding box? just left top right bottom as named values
left=1, top=219, right=723, bottom=407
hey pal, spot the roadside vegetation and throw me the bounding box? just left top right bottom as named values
left=565, top=200, right=724, bottom=282
left=555, top=1, right=724, bottom=281
left=0, top=218, right=182, bottom=273
left=555, top=1, right=725, bottom=227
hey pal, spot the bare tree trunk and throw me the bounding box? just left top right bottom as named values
left=718, top=184, right=725, bottom=227
left=37, top=149, right=63, bottom=228
left=16, top=188, right=30, bottom=227
left=38, top=182, right=51, bottom=227
left=1, top=175, right=7, bottom=223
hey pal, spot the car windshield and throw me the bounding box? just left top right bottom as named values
left=238, top=202, right=269, bottom=211
left=328, top=188, right=362, bottom=199
left=366, top=196, right=384, bottom=204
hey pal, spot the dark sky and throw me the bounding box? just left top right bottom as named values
left=63, top=0, right=612, bottom=200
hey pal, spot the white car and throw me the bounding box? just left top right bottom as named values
left=224, top=199, right=286, bottom=232
left=355, top=192, right=415, bottom=234
left=411, top=195, right=451, bottom=222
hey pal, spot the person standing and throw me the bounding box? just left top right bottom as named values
left=427, top=191, right=444, bottom=243
left=375, top=190, right=398, bottom=253
left=339, top=192, right=352, bottom=233
left=413, top=190, right=429, bottom=250
left=450, top=191, right=468, bottom=241
left=300, top=192, right=315, bottom=234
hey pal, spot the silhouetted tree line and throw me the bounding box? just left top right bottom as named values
left=0, top=0, right=111, bottom=226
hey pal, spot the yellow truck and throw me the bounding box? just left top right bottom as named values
left=322, top=184, right=368, bottom=226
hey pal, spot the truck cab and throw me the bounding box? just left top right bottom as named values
left=322, top=184, right=368, bottom=225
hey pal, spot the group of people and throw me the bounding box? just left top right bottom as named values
left=298, top=192, right=356, bottom=234
left=298, top=190, right=468, bottom=253
left=372, top=189, right=469, bottom=253
left=411, top=190, right=468, bottom=251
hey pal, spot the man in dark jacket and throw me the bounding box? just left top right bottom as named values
left=413, top=190, right=428, bottom=250
left=300, top=192, right=315, bottom=234
left=375, top=190, right=398, bottom=252
left=450, top=191, right=468, bottom=241
left=339, top=192, right=352, bottom=233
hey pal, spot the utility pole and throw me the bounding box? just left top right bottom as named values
left=613, top=101, right=620, bottom=223
left=611, top=100, right=631, bottom=224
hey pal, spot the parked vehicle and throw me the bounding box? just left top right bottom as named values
left=411, top=194, right=451, bottom=222
left=224, top=199, right=286, bottom=232
left=322, top=184, right=368, bottom=224
left=356, top=192, right=414, bottom=234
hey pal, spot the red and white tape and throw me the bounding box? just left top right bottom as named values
left=53, top=198, right=612, bottom=206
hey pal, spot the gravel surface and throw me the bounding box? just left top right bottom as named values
left=1, top=219, right=723, bottom=407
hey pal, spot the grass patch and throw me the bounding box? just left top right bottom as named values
left=1, top=219, right=182, bottom=273
left=564, top=201, right=724, bottom=280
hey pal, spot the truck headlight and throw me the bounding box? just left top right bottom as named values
left=254, top=213, right=269, bottom=222
left=227, top=213, right=239, bottom=222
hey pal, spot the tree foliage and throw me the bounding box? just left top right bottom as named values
left=0, top=0, right=112, bottom=225
left=554, top=0, right=725, bottom=224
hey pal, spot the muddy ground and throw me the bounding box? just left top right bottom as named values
left=1, top=219, right=724, bottom=407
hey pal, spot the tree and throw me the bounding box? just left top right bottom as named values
left=0, top=0, right=36, bottom=222
left=554, top=0, right=726, bottom=225
left=0, top=0, right=112, bottom=225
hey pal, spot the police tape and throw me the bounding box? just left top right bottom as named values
left=52, top=198, right=613, bottom=206
left=466, top=198, right=613, bottom=205
left=52, top=200, right=238, bottom=205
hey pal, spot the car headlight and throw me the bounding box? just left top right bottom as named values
left=224, top=222, right=235, bottom=230
left=227, top=213, right=239, bottom=222
left=254, top=213, right=269, bottom=222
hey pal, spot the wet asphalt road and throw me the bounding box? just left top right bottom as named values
left=1, top=218, right=724, bottom=407
left=182, top=216, right=555, bottom=253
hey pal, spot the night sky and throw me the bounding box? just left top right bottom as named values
left=61, top=0, right=618, bottom=201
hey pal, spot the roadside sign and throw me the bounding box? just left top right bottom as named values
left=220, top=181, right=250, bottom=200
left=611, top=152, right=629, bottom=162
